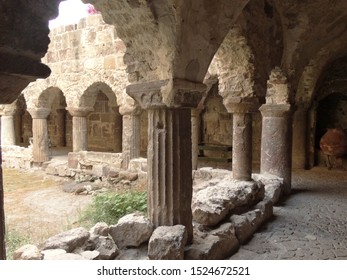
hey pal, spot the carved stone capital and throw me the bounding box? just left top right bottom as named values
left=67, top=107, right=93, bottom=117
left=223, top=97, right=260, bottom=114
left=0, top=104, right=17, bottom=116
left=27, top=108, right=51, bottom=119
left=259, top=104, right=293, bottom=118
left=126, top=78, right=206, bottom=109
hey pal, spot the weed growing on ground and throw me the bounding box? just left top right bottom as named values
left=5, top=229, right=31, bottom=260
left=80, top=191, right=147, bottom=227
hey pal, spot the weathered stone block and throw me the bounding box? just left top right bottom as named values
left=148, top=225, right=187, bottom=260
left=95, top=236, right=119, bottom=260
left=42, top=249, right=67, bottom=260
left=90, top=222, right=109, bottom=237
left=185, top=223, right=239, bottom=260
left=192, top=180, right=264, bottom=226
left=109, top=213, right=153, bottom=249
left=40, top=227, right=90, bottom=253
left=13, top=244, right=43, bottom=260
left=230, top=215, right=254, bottom=244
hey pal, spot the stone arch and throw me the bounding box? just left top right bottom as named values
left=36, top=87, right=71, bottom=151
left=81, top=82, right=122, bottom=152
left=15, top=94, right=32, bottom=147
left=303, top=55, right=347, bottom=168
left=208, top=26, right=256, bottom=103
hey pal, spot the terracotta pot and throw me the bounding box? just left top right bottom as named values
left=320, top=128, right=347, bottom=156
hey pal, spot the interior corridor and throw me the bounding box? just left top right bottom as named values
left=230, top=167, right=347, bottom=260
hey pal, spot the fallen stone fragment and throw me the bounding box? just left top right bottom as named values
left=148, top=225, right=187, bottom=260
left=185, top=223, right=239, bottom=260
left=90, top=222, right=109, bottom=236
left=13, top=244, right=43, bottom=260
left=40, top=227, right=90, bottom=253
left=95, top=236, right=119, bottom=260
left=109, top=213, right=153, bottom=249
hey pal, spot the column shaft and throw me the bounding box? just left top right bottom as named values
left=232, top=113, right=253, bottom=181
left=260, top=104, right=292, bottom=195
left=122, top=114, right=140, bottom=168
left=147, top=108, right=193, bottom=240
left=1, top=115, right=16, bottom=145
left=191, top=109, right=201, bottom=170
left=32, top=118, right=50, bottom=163
left=72, top=116, right=88, bottom=152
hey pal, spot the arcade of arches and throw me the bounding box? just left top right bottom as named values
left=1, top=0, right=347, bottom=259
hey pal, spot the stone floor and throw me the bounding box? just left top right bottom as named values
left=230, top=167, right=347, bottom=260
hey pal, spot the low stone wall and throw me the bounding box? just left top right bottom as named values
left=1, top=145, right=33, bottom=169
left=68, top=151, right=123, bottom=175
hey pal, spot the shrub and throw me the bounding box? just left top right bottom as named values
left=80, top=191, right=147, bottom=226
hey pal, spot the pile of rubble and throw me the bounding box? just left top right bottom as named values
left=14, top=168, right=282, bottom=260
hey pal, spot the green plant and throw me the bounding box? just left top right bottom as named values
left=80, top=191, right=147, bottom=226
left=5, top=229, right=31, bottom=260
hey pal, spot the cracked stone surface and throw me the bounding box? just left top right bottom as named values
left=230, top=167, right=347, bottom=260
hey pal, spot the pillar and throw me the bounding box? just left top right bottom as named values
left=127, top=78, right=206, bottom=242
left=148, top=108, right=193, bottom=238
left=225, top=100, right=259, bottom=181
left=0, top=104, right=17, bottom=146
left=122, top=113, right=141, bottom=169
left=260, top=104, right=293, bottom=195
left=67, top=107, right=92, bottom=152
left=191, top=108, right=201, bottom=170
left=292, top=104, right=309, bottom=169
left=28, top=108, right=51, bottom=163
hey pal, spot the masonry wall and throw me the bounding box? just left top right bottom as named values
left=88, top=92, right=119, bottom=152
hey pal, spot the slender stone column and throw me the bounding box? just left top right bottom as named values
left=28, top=108, right=51, bottom=163
left=67, top=107, right=93, bottom=152
left=191, top=108, right=201, bottom=170
left=260, top=104, right=293, bottom=195
left=122, top=113, right=141, bottom=168
left=225, top=100, right=259, bottom=181
left=127, top=78, right=206, bottom=242
left=0, top=104, right=17, bottom=146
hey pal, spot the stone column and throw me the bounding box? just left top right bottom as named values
left=292, top=104, right=309, bottom=169
left=225, top=99, right=259, bottom=181
left=56, top=108, right=66, bottom=147
left=260, top=67, right=293, bottom=195
left=127, top=79, right=206, bottom=241
left=0, top=106, right=16, bottom=146
left=67, top=107, right=93, bottom=152
left=122, top=112, right=141, bottom=169
left=260, top=104, right=293, bottom=195
left=28, top=108, right=51, bottom=163
left=191, top=108, right=201, bottom=170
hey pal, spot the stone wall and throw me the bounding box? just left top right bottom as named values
left=201, top=84, right=233, bottom=149
left=88, top=92, right=120, bottom=152
left=23, top=13, right=132, bottom=113
left=200, top=83, right=261, bottom=166
left=2, top=146, right=33, bottom=169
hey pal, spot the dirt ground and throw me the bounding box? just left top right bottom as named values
left=3, top=168, right=92, bottom=244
